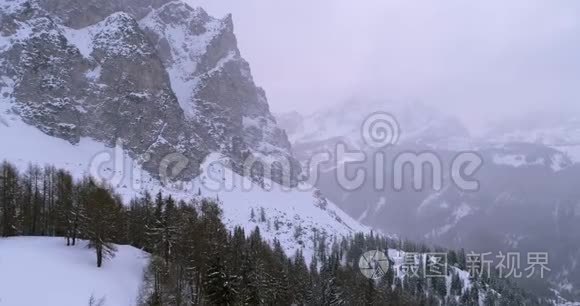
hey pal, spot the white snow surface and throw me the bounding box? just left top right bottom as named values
left=426, top=203, right=473, bottom=238
left=492, top=152, right=570, bottom=172
left=492, top=125, right=580, bottom=148
left=284, top=99, right=467, bottom=150
left=492, top=154, right=543, bottom=168
left=555, top=145, right=580, bottom=164
left=0, top=237, right=149, bottom=306
left=61, top=25, right=94, bottom=58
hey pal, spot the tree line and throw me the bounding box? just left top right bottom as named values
left=0, top=160, right=540, bottom=305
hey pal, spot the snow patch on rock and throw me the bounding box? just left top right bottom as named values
left=139, top=2, right=226, bottom=116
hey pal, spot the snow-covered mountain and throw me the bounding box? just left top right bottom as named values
left=0, top=0, right=367, bottom=259
left=280, top=102, right=580, bottom=301
left=488, top=111, right=580, bottom=145
left=279, top=99, right=469, bottom=150
left=0, top=0, right=295, bottom=182
left=487, top=111, right=580, bottom=163
left=278, top=99, right=473, bottom=181
left=3, top=0, right=578, bottom=302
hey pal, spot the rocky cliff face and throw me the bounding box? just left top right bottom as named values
left=0, top=0, right=294, bottom=181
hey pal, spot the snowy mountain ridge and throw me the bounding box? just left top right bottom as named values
left=0, top=100, right=368, bottom=260
left=0, top=0, right=294, bottom=183
left=0, top=0, right=369, bottom=261
left=279, top=99, right=469, bottom=149
left=486, top=111, right=580, bottom=163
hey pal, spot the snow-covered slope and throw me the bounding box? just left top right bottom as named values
left=487, top=112, right=580, bottom=163
left=489, top=113, right=580, bottom=146
left=198, top=154, right=368, bottom=259
left=0, top=237, right=149, bottom=306
left=0, top=103, right=368, bottom=259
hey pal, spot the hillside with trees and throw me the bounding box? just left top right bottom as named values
left=0, top=161, right=541, bottom=305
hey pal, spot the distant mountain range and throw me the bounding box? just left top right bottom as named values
left=1, top=0, right=579, bottom=302
left=278, top=101, right=580, bottom=301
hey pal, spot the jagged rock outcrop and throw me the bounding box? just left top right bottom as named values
left=38, top=0, right=170, bottom=28
left=0, top=0, right=295, bottom=182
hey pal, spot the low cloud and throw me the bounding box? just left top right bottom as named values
left=191, top=0, right=580, bottom=132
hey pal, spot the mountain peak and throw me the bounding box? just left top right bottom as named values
left=221, top=13, right=234, bottom=32
left=1, top=0, right=296, bottom=183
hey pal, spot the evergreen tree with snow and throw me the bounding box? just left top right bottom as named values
left=204, top=256, right=238, bottom=305
left=54, top=170, right=74, bottom=245
left=450, top=271, right=463, bottom=296
left=82, top=181, right=120, bottom=268
left=0, top=161, right=20, bottom=237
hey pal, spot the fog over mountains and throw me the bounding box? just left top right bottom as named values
left=278, top=101, right=580, bottom=300
left=1, top=0, right=580, bottom=304
left=195, top=0, right=580, bottom=132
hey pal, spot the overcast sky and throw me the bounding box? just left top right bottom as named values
left=191, top=0, right=580, bottom=131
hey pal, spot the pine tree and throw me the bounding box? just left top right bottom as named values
left=82, top=182, right=120, bottom=268
left=320, top=257, right=345, bottom=305
left=363, top=278, right=376, bottom=306
left=174, top=201, right=200, bottom=304
left=152, top=196, right=179, bottom=263
left=42, top=165, right=58, bottom=236
left=291, top=249, right=310, bottom=305
left=484, top=292, right=498, bottom=306
left=0, top=161, right=20, bottom=237
left=450, top=271, right=463, bottom=296
left=228, top=226, right=246, bottom=276
left=204, top=257, right=238, bottom=305
left=306, top=254, right=321, bottom=304
left=70, top=177, right=92, bottom=246
left=259, top=206, right=266, bottom=223
left=26, top=164, right=43, bottom=235
left=239, top=252, right=267, bottom=305
left=430, top=274, right=448, bottom=299
left=55, top=170, right=74, bottom=245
